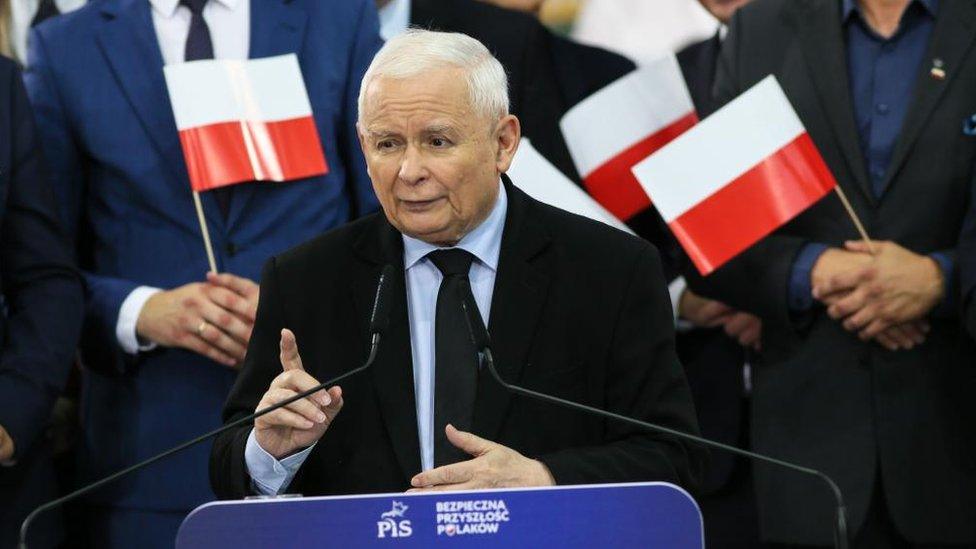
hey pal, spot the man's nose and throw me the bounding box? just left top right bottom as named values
left=397, top=145, right=428, bottom=185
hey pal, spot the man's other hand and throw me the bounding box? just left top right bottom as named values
left=408, top=425, right=555, bottom=492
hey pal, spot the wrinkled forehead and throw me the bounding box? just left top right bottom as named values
left=360, top=70, right=478, bottom=128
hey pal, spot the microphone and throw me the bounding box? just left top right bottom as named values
left=19, top=264, right=398, bottom=549
left=456, top=281, right=849, bottom=549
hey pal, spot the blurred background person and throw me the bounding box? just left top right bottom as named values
left=24, top=0, right=381, bottom=546
left=697, top=0, right=976, bottom=546
left=0, top=53, right=84, bottom=548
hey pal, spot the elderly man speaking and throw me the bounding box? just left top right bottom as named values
left=210, top=30, right=703, bottom=497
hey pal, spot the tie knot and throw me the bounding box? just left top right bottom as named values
left=180, top=0, right=208, bottom=15
left=427, top=248, right=475, bottom=277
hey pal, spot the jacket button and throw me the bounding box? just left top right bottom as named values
left=225, top=242, right=238, bottom=257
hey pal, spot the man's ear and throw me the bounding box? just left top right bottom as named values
left=494, top=114, right=521, bottom=173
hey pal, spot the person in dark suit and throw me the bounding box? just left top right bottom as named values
left=694, top=0, right=976, bottom=546
left=0, top=55, right=84, bottom=549
left=211, top=29, right=704, bottom=500
left=673, top=2, right=760, bottom=547
left=24, top=0, right=382, bottom=546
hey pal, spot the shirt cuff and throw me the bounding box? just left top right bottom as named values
left=116, top=286, right=162, bottom=354
left=788, top=243, right=829, bottom=312
left=244, top=428, right=316, bottom=496
left=668, top=277, right=696, bottom=333
left=930, top=252, right=955, bottom=315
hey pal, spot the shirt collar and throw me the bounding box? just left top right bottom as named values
left=149, top=0, right=239, bottom=19
left=402, top=181, right=507, bottom=272
left=378, top=0, right=412, bottom=41
left=842, top=0, right=938, bottom=23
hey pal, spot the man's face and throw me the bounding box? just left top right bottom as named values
left=358, top=68, right=519, bottom=246
left=699, top=0, right=752, bottom=24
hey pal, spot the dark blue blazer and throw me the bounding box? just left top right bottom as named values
left=24, top=0, right=382, bottom=511
left=0, top=56, right=83, bottom=548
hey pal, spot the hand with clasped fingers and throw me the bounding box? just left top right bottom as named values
left=810, top=242, right=941, bottom=351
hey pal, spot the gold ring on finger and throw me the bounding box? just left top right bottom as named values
left=197, top=321, right=208, bottom=336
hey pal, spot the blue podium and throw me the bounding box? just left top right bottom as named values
left=176, top=482, right=703, bottom=548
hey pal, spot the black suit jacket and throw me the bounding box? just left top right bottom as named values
left=696, top=0, right=976, bottom=544
left=0, top=56, right=84, bottom=549
left=211, top=179, right=705, bottom=499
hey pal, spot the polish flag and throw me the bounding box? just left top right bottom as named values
left=163, top=54, right=328, bottom=192
left=560, top=54, right=697, bottom=221
left=632, top=76, right=837, bottom=275
left=507, top=139, right=634, bottom=234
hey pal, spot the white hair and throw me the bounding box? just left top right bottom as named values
left=357, top=29, right=510, bottom=123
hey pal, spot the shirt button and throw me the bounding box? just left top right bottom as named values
left=876, top=103, right=889, bottom=114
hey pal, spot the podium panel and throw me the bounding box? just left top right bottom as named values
left=177, top=482, right=703, bottom=548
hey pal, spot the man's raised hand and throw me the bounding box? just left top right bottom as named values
left=253, top=329, right=343, bottom=459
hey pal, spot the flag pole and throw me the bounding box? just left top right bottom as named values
left=832, top=186, right=874, bottom=253
left=191, top=191, right=218, bottom=273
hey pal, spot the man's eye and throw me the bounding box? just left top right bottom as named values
left=430, top=137, right=451, bottom=148
left=377, top=140, right=397, bottom=150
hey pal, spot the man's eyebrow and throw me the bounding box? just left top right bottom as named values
left=423, top=124, right=457, bottom=134
left=365, top=128, right=399, bottom=138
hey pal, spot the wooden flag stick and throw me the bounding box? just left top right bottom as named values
left=832, top=185, right=874, bottom=253
left=191, top=191, right=218, bottom=273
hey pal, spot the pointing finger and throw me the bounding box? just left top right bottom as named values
left=280, top=329, right=304, bottom=372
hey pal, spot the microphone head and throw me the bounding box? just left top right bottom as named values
left=457, top=279, right=490, bottom=350
left=369, top=264, right=397, bottom=336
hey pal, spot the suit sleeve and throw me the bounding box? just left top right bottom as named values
left=684, top=11, right=809, bottom=330
left=24, top=28, right=142, bottom=375
left=339, top=0, right=382, bottom=219
left=0, top=61, right=84, bottom=459
left=536, top=243, right=706, bottom=488
left=211, top=257, right=288, bottom=499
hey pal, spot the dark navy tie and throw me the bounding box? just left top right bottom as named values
left=181, top=0, right=231, bottom=217
left=182, top=0, right=214, bottom=61
left=427, top=249, right=479, bottom=467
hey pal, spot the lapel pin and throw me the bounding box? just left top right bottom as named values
left=931, top=58, right=946, bottom=80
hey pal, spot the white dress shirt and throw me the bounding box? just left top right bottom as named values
left=244, top=182, right=508, bottom=495
left=115, top=0, right=250, bottom=354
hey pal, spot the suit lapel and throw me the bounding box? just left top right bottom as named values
left=880, top=0, right=976, bottom=196
left=795, top=0, right=875, bottom=204
left=226, top=0, right=309, bottom=230
left=95, top=0, right=230, bottom=231
left=96, top=0, right=226, bottom=233
left=473, top=177, right=551, bottom=441
left=352, top=217, right=422, bottom=480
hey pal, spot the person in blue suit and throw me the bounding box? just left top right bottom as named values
left=0, top=55, right=84, bottom=549
left=23, top=0, right=382, bottom=546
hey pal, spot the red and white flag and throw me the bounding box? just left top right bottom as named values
left=560, top=54, right=697, bottom=221
left=507, top=139, right=633, bottom=234
left=632, top=76, right=837, bottom=275
left=163, top=54, right=328, bottom=192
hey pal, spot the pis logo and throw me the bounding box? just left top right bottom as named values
left=377, top=501, right=413, bottom=539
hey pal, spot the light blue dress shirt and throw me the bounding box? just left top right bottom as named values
left=245, top=183, right=507, bottom=495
